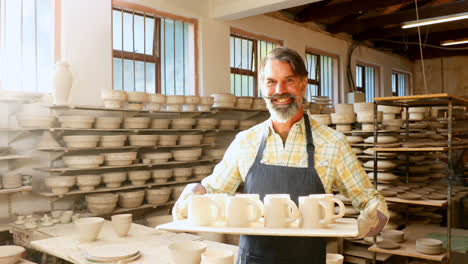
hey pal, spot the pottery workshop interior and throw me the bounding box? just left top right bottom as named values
left=0, top=0, right=467, bottom=263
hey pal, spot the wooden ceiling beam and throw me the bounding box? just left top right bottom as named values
left=357, top=26, right=468, bottom=42
left=327, top=1, right=468, bottom=34
left=295, top=0, right=408, bottom=22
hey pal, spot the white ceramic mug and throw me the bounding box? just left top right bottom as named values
left=235, top=193, right=264, bottom=217
left=264, top=194, right=300, bottom=228
left=111, top=214, right=132, bottom=237
left=326, top=253, right=344, bottom=264
left=201, top=248, right=234, bottom=264
left=226, top=196, right=261, bottom=227
left=169, top=241, right=207, bottom=264
left=310, top=194, right=345, bottom=224
left=186, top=195, right=221, bottom=226
left=298, top=196, right=330, bottom=228
left=206, top=193, right=228, bottom=221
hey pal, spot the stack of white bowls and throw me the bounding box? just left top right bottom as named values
left=63, top=155, right=104, bottom=168
left=86, top=193, right=118, bottom=214
left=146, top=188, right=172, bottom=205
left=331, top=104, right=356, bottom=131
left=183, top=96, right=200, bottom=112
left=101, top=90, right=127, bottom=109
left=152, top=169, right=173, bottom=183
left=44, top=176, right=75, bottom=194
left=76, top=175, right=102, bottom=191
left=354, top=102, right=382, bottom=131
left=95, top=117, right=122, bottom=129
left=198, top=96, right=214, bottom=112
left=126, top=92, right=148, bottom=111
left=59, top=116, right=95, bottom=129
left=118, top=190, right=145, bottom=208
left=415, top=238, right=443, bottom=255
left=128, top=170, right=151, bottom=186
left=148, top=94, right=165, bottom=111
left=102, top=152, right=137, bottom=166
left=123, top=117, right=150, bottom=129
left=101, top=172, right=127, bottom=188
left=212, top=93, right=235, bottom=108
left=63, top=135, right=100, bottom=148
left=165, top=95, right=185, bottom=111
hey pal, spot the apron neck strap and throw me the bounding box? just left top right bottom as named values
left=254, top=114, right=315, bottom=167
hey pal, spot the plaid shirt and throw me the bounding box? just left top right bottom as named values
left=201, top=113, right=388, bottom=215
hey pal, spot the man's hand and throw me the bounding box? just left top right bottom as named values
left=356, top=201, right=388, bottom=239
left=172, top=183, right=206, bottom=221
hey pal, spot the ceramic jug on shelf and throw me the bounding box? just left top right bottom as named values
left=53, top=60, right=72, bottom=105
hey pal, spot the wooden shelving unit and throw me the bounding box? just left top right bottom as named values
left=37, top=143, right=215, bottom=152
left=0, top=186, right=33, bottom=195
left=39, top=179, right=201, bottom=197
left=88, top=201, right=176, bottom=217
left=0, top=154, right=31, bottom=161
left=384, top=197, right=447, bottom=207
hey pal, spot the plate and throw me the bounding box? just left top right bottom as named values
left=86, top=245, right=139, bottom=261
left=85, top=252, right=141, bottom=264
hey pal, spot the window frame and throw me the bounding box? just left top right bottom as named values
left=356, top=61, right=380, bottom=102
left=392, top=70, right=410, bottom=97
left=112, top=0, right=198, bottom=95
left=305, top=47, right=340, bottom=103
left=230, top=27, right=283, bottom=97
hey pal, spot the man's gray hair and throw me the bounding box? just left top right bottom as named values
left=259, top=47, right=308, bottom=82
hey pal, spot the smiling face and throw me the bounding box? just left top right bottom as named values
left=262, top=59, right=307, bottom=123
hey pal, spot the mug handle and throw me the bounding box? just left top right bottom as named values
left=318, top=201, right=331, bottom=224
left=208, top=200, right=221, bottom=222
left=332, top=198, right=346, bottom=220
left=285, top=200, right=300, bottom=224
left=247, top=200, right=261, bottom=223
left=255, top=199, right=264, bottom=217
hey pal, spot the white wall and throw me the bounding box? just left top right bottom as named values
left=60, top=0, right=413, bottom=105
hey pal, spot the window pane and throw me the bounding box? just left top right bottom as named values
left=123, top=59, right=134, bottom=91
left=113, top=10, right=122, bottom=50
left=175, top=20, right=184, bottom=95
left=145, top=17, right=154, bottom=55
left=134, top=14, right=144, bottom=54
left=392, top=73, right=397, bottom=94
left=356, top=66, right=362, bottom=88
left=145, top=62, right=155, bottom=93
left=123, top=12, right=134, bottom=52
left=230, top=36, right=235, bottom=68
left=135, top=60, right=145, bottom=92
left=23, top=0, right=36, bottom=92
left=113, top=58, right=123, bottom=90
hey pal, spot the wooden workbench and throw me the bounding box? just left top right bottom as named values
left=30, top=221, right=238, bottom=264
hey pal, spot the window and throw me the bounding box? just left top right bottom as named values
left=0, top=0, right=54, bottom=93
left=304, top=49, right=337, bottom=101
left=112, top=3, right=197, bottom=95
left=230, top=28, right=281, bottom=97
left=356, top=63, right=379, bottom=102
left=392, top=72, right=409, bottom=96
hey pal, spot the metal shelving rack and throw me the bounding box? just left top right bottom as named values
left=369, top=94, right=468, bottom=264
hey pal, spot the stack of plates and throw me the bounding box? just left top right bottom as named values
left=85, top=245, right=140, bottom=263
left=415, top=238, right=443, bottom=255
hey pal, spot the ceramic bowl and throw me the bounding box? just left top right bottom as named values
left=95, top=117, right=122, bottom=129
left=128, top=170, right=151, bottom=186
left=184, top=95, right=200, bottom=104
left=0, top=245, right=26, bottom=264
left=173, top=168, right=192, bottom=178
left=118, top=190, right=145, bottom=208
left=212, top=93, right=236, bottom=104
left=351, top=148, right=363, bottom=154
left=363, top=160, right=397, bottom=170
left=381, top=230, right=405, bottom=242
left=196, top=118, right=218, bottom=129
left=171, top=148, right=202, bottom=161
left=58, top=116, right=95, bottom=129
left=364, top=136, right=399, bottom=144
left=402, top=112, right=425, bottom=121
left=218, top=120, right=238, bottom=130
left=103, top=100, right=122, bottom=109
left=1, top=172, right=23, bottom=189
left=178, top=135, right=203, bottom=146
left=197, top=105, right=211, bottom=112
left=126, top=92, right=148, bottom=103
left=102, top=152, right=137, bottom=166
left=169, top=241, right=207, bottom=264
left=146, top=187, right=172, bottom=205
left=16, top=114, right=56, bottom=128
left=171, top=118, right=196, bottom=129
left=166, top=95, right=185, bottom=105
left=63, top=155, right=104, bottom=168
left=126, top=102, right=144, bottom=111
left=63, top=135, right=100, bottom=148
left=152, top=169, right=173, bottom=183
left=142, top=152, right=172, bottom=163
left=148, top=94, right=166, bottom=104
left=128, top=135, right=158, bottom=146
left=86, top=193, right=118, bottom=214
left=76, top=175, right=102, bottom=191
left=367, top=172, right=399, bottom=182
left=378, top=105, right=401, bottom=114
left=151, top=119, right=171, bottom=129
left=193, top=165, right=214, bottom=175
left=164, top=104, right=180, bottom=111
left=326, top=253, right=344, bottom=264
left=74, top=217, right=105, bottom=242
left=334, top=104, right=353, bottom=114
left=101, top=90, right=127, bottom=101
left=148, top=103, right=162, bottom=112
left=182, top=104, right=197, bottom=112
left=45, top=176, right=76, bottom=194
left=200, top=96, right=214, bottom=105
left=101, top=172, right=127, bottom=188
left=159, top=135, right=179, bottom=146
left=376, top=240, right=400, bottom=250
left=100, top=135, right=127, bottom=147
left=310, top=114, right=332, bottom=125
left=353, top=102, right=374, bottom=113
left=346, top=136, right=364, bottom=143
left=356, top=111, right=383, bottom=123
left=330, top=113, right=356, bottom=124
left=123, top=117, right=150, bottom=129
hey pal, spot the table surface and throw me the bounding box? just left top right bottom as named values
left=30, top=221, right=238, bottom=264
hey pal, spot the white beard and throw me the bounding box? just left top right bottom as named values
left=264, top=97, right=300, bottom=123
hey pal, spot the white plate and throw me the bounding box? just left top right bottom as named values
left=86, top=245, right=139, bottom=260
left=157, top=218, right=358, bottom=237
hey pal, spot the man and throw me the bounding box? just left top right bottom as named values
left=173, top=47, right=388, bottom=264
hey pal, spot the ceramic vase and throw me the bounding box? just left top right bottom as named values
left=53, top=61, right=72, bottom=105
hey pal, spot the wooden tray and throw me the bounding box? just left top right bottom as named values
left=157, top=218, right=358, bottom=237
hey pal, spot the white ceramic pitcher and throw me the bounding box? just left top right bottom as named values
left=53, top=61, right=72, bottom=105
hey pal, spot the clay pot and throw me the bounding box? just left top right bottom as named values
left=118, top=190, right=145, bottom=208
left=128, top=135, right=158, bottom=146
left=123, top=117, right=150, bottom=129
left=111, top=214, right=132, bottom=237
left=95, top=117, right=122, bottom=129
left=63, top=155, right=104, bottom=168
left=179, top=135, right=203, bottom=146
left=151, top=119, right=171, bottom=129
left=146, top=187, right=172, bottom=205
left=63, top=135, right=100, bottom=148
left=171, top=148, right=202, bottom=161
left=102, top=172, right=127, bottom=188
left=58, top=116, right=95, bottom=129
left=75, top=217, right=105, bottom=242
left=0, top=245, right=26, bottom=264
left=326, top=253, right=344, bottom=264
left=172, top=119, right=196, bottom=129
left=169, top=241, right=207, bottom=264
left=142, top=152, right=172, bottom=164
left=76, top=175, right=102, bottom=191
left=2, top=172, right=24, bottom=189
left=126, top=92, right=148, bottom=103
left=159, top=135, right=178, bottom=146
left=128, top=170, right=151, bottom=186
left=148, top=94, right=166, bottom=104
left=45, top=176, right=76, bottom=194
left=102, top=152, right=137, bottom=166
left=152, top=169, right=173, bottom=183
left=100, top=135, right=127, bottom=147
left=218, top=120, right=238, bottom=130
left=86, top=193, right=118, bottom=214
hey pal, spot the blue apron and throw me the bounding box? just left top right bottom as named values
left=237, top=114, right=327, bottom=264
